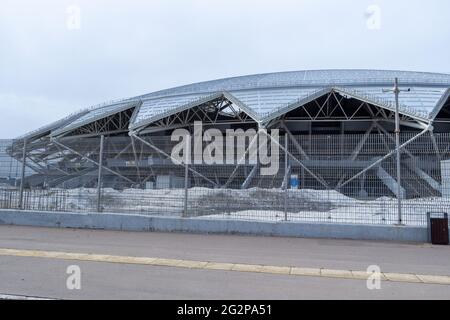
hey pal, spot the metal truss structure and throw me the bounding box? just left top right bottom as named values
left=6, top=70, right=450, bottom=204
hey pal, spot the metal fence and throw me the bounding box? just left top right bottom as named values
left=1, top=132, right=450, bottom=227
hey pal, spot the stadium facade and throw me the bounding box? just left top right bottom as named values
left=8, top=69, right=450, bottom=204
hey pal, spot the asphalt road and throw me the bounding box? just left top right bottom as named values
left=0, top=225, right=449, bottom=299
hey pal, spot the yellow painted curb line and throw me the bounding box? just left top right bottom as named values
left=0, top=248, right=449, bottom=285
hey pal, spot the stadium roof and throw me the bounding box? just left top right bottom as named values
left=138, top=69, right=450, bottom=99
left=19, top=69, right=450, bottom=140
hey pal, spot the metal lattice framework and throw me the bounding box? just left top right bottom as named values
left=5, top=70, right=450, bottom=208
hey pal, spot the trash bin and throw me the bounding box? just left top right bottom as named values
left=427, top=212, right=449, bottom=245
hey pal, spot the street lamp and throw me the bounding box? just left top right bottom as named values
left=383, top=78, right=410, bottom=225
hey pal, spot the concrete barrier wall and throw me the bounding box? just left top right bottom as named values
left=0, top=209, right=429, bottom=243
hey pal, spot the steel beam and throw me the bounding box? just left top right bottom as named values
left=223, top=133, right=259, bottom=189
left=349, top=122, right=376, bottom=161
left=340, top=125, right=431, bottom=188
left=260, top=130, right=329, bottom=188
left=130, top=133, right=218, bottom=187
left=377, top=166, right=406, bottom=199
left=241, top=164, right=258, bottom=189
left=280, top=122, right=310, bottom=160
left=52, top=139, right=133, bottom=184
left=405, top=161, right=441, bottom=193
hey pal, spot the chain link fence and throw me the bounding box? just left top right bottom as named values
left=1, top=132, right=449, bottom=226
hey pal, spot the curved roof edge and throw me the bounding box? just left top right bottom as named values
left=429, top=88, right=450, bottom=120
left=51, top=100, right=141, bottom=137
left=16, top=69, right=450, bottom=140
left=135, top=69, right=450, bottom=100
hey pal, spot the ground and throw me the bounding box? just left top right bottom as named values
left=0, top=225, right=449, bottom=300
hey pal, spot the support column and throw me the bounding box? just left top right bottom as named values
left=183, top=135, right=190, bottom=218
left=382, top=78, right=410, bottom=225
left=284, top=134, right=288, bottom=221
left=131, top=136, right=142, bottom=185
left=18, top=139, right=27, bottom=210
left=394, top=79, right=403, bottom=225
left=97, top=135, right=105, bottom=213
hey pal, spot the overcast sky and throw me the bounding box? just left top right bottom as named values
left=1, top=0, right=450, bottom=138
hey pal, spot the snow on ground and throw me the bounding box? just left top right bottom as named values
left=1, top=187, right=449, bottom=226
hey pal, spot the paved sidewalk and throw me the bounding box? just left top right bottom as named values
left=0, top=225, right=449, bottom=299
left=0, top=225, right=449, bottom=275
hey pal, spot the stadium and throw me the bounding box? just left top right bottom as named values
left=3, top=69, right=450, bottom=225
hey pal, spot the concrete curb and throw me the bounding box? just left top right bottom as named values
left=2, top=248, right=450, bottom=285
left=0, top=209, right=429, bottom=242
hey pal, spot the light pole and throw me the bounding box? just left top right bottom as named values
left=383, top=78, right=410, bottom=225
left=97, top=135, right=104, bottom=213
left=19, top=139, right=27, bottom=210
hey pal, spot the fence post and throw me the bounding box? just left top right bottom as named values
left=18, top=139, right=27, bottom=210
left=97, top=135, right=105, bottom=213
left=183, top=135, right=190, bottom=218
left=284, top=133, right=288, bottom=221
